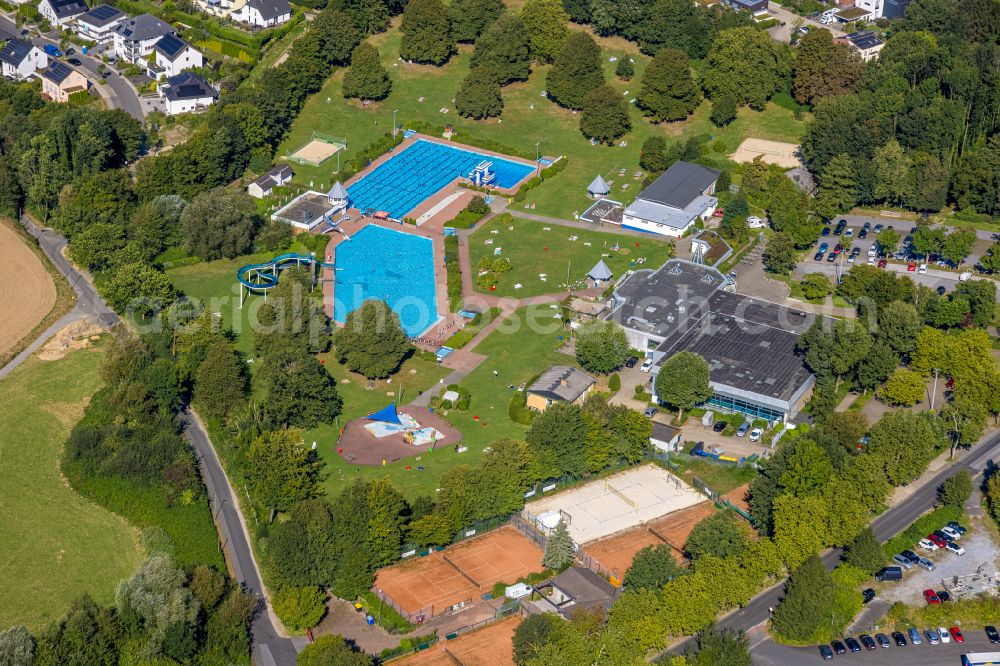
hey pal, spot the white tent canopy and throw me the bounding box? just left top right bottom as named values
left=588, top=259, right=613, bottom=281
left=587, top=174, right=610, bottom=196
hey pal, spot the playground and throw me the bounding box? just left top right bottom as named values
left=0, top=221, right=56, bottom=359
left=392, top=615, right=521, bottom=666
left=337, top=404, right=461, bottom=466
left=580, top=501, right=716, bottom=580
left=373, top=525, right=543, bottom=619
left=522, top=464, right=704, bottom=546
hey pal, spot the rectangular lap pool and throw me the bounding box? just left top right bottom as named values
left=333, top=225, right=438, bottom=337
left=347, top=139, right=536, bottom=220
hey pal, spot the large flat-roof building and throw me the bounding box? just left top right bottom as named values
left=606, top=259, right=818, bottom=422
left=622, top=161, right=720, bottom=238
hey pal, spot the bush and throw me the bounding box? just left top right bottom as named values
left=446, top=384, right=472, bottom=410
left=938, top=470, right=973, bottom=507
left=359, top=592, right=415, bottom=634
left=608, top=373, right=621, bottom=392
left=273, top=586, right=327, bottom=632
left=467, top=195, right=490, bottom=215
left=444, top=235, right=462, bottom=311
left=508, top=390, right=534, bottom=425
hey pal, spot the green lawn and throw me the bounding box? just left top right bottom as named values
left=305, top=305, right=573, bottom=499
left=278, top=21, right=810, bottom=220
left=0, top=345, right=141, bottom=630
left=468, top=214, right=675, bottom=297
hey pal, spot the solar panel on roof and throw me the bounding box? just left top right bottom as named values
left=156, top=33, right=185, bottom=56
left=88, top=5, right=121, bottom=20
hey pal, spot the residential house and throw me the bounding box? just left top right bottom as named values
left=248, top=164, right=294, bottom=198
left=525, top=366, right=595, bottom=412
left=621, top=161, right=720, bottom=237
left=839, top=31, right=884, bottom=62
left=159, top=71, right=216, bottom=115
left=726, top=0, right=768, bottom=12
left=0, top=38, right=47, bottom=80
left=148, top=34, right=202, bottom=79
left=231, top=0, right=291, bottom=27
left=75, top=5, right=127, bottom=46
left=38, top=0, right=89, bottom=27
left=650, top=422, right=682, bottom=452
left=113, top=13, right=175, bottom=64
left=41, top=59, right=88, bottom=102
left=533, top=568, right=619, bottom=618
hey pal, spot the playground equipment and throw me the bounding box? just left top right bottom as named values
left=235, top=252, right=336, bottom=308
left=469, top=161, right=495, bottom=187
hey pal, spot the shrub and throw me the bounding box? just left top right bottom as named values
left=273, top=586, right=327, bottom=632
left=608, top=373, right=621, bottom=392
left=508, top=390, right=534, bottom=425
left=467, top=195, right=490, bottom=215
left=359, top=592, right=415, bottom=634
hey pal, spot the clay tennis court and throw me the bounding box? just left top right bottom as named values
left=0, top=222, right=56, bottom=358
left=392, top=615, right=521, bottom=665
left=374, top=526, right=543, bottom=617
left=289, top=139, right=341, bottom=165
left=580, top=501, right=716, bottom=580
left=729, top=138, right=801, bottom=168
left=522, top=464, right=704, bottom=545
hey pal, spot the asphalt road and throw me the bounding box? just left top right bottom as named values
left=663, top=428, right=1000, bottom=660
left=0, top=14, right=144, bottom=120
left=753, top=629, right=1000, bottom=665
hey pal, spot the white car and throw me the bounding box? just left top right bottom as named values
left=749, top=427, right=764, bottom=442
left=640, top=359, right=653, bottom=373
left=747, top=216, right=767, bottom=229
left=868, top=246, right=878, bottom=257
left=946, top=542, right=965, bottom=555
left=939, top=627, right=951, bottom=644
left=918, top=538, right=939, bottom=551
left=941, top=526, right=961, bottom=540
left=918, top=263, right=928, bottom=274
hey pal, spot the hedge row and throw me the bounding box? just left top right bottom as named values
left=512, top=157, right=568, bottom=202
left=444, top=235, right=462, bottom=312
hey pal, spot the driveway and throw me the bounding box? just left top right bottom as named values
left=766, top=2, right=845, bottom=43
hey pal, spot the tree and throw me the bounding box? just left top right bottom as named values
left=180, top=187, right=258, bottom=261
left=194, top=340, right=247, bottom=420
left=766, top=175, right=812, bottom=245
left=687, top=624, right=751, bottom=666
left=623, top=544, right=684, bottom=590
left=615, top=57, right=633, bottom=80
left=639, top=136, right=673, bottom=173
left=102, top=262, right=176, bottom=317
left=0, top=626, right=34, bottom=666
left=297, top=635, right=373, bottom=666
left=579, top=85, right=631, bottom=143
left=703, top=27, right=790, bottom=110
left=778, top=439, right=833, bottom=497
left=908, top=151, right=948, bottom=212
left=854, top=342, right=899, bottom=392
left=311, top=9, right=361, bottom=64
left=519, top=0, right=569, bottom=63
left=655, top=351, right=711, bottom=420
left=637, top=48, right=699, bottom=122
left=456, top=67, right=504, bottom=119
left=941, top=227, right=977, bottom=265
left=340, top=0, right=390, bottom=35
left=68, top=222, right=126, bottom=271
left=343, top=42, right=392, bottom=101
left=543, top=520, right=574, bottom=569
left=792, top=28, right=863, bottom=105
left=940, top=396, right=989, bottom=452
left=815, top=153, right=858, bottom=217
left=844, top=527, right=885, bottom=575
left=685, top=513, right=750, bottom=561
left=526, top=402, right=587, bottom=476
left=877, top=300, right=922, bottom=354
left=475, top=438, right=539, bottom=519
left=116, top=555, right=200, bottom=658
left=333, top=300, right=410, bottom=378
left=189, top=565, right=226, bottom=612
left=873, top=139, right=912, bottom=206
left=273, top=586, right=327, bottom=631
left=575, top=320, right=629, bottom=374
left=513, top=613, right=560, bottom=665
left=245, top=429, right=321, bottom=522
left=878, top=368, right=925, bottom=406
left=546, top=32, right=604, bottom=110
left=770, top=553, right=834, bottom=641
left=448, top=0, right=504, bottom=42
left=469, top=14, right=532, bottom=85
left=867, top=411, right=937, bottom=486
left=938, top=470, right=972, bottom=507
left=710, top=94, right=737, bottom=127
left=762, top=232, right=797, bottom=275
left=800, top=273, right=832, bottom=300
left=635, top=0, right=707, bottom=57
left=877, top=227, right=901, bottom=255
left=254, top=267, right=328, bottom=357
left=255, top=346, right=343, bottom=428
left=400, top=0, right=455, bottom=65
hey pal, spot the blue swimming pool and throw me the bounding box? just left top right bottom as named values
left=347, top=139, right=536, bottom=220
left=333, top=225, right=438, bottom=337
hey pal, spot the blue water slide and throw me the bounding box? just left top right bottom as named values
left=235, top=253, right=336, bottom=291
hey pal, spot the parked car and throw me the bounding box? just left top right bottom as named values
left=918, top=263, right=928, bottom=274
left=933, top=530, right=954, bottom=543
left=875, top=633, right=891, bottom=648
left=918, top=557, right=935, bottom=571
left=67, top=57, right=81, bottom=65
left=924, top=628, right=939, bottom=644
left=941, top=526, right=961, bottom=540
left=939, top=627, right=951, bottom=643
left=640, top=359, right=653, bottom=373
left=736, top=422, right=751, bottom=437
left=985, top=625, right=999, bottom=643
left=951, top=627, right=964, bottom=643
left=747, top=216, right=767, bottom=228
left=625, top=356, right=638, bottom=368
left=833, top=244, right=844, bottom=254
left=923, top=589, right=941, bottom=605
left=43, top=44, right=62, bottom=57
left=862, top=588, right=876, bottom=604
left=878, top=258, right=888, bottom=269
left=946, top=542, right=965, bottom=555
left=908, top=626, right=922, bottom=645
left=845, top=637, right=862, bottom=653
left=818, top=644, right=833, bottom=660
left=900, top=550, right=920, bottom=564
left=845, top=228, right=855, bottom=238
left=848, top=252, right=857, bottom=263
left=891, top=631, right=907, bottom=646
left=65, top=47, right=74, bottom=55
left=712, top=421, right=726, bottom=433
left=858, top=228, right=868, bottom=239
left=937, top=590, right=951, bottom=603
left=826, top=252, right=837, bottom=263
left=749, top=427, right=763, bottom=442
left=908, top=261, right=917, bottom=271
left=821, top=226, right=831, bottom=236
left=874, top=224, right=884, bottom=234
left=818, top=242, right=829, bottom=253
left=859, top=635, right=876, bottom=651
left=928, top=533, right=947, bottom=548
left=868, top=245, right=878, bottom=257
left=814, top=251, right=825, bottom=261
left=918, top=538, right=938, bottom=551
left=644, top=406, right=658, bottom=418
left=891, top=554, right=913, bottom=569
left=834, top=220, right=847, bottom=234
left=947, top=521, right=967, bottom=535
left=831, top=639, right=847, bottom=654
left=875, top=566, right=903, bottom=582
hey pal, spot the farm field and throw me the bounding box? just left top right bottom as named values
left=0, top=344, right=140, bottom=630
left=278, top=21, right=809, bottom=220
left=0, top=221, right=57, bottom=360
left=468, top=214, right=675, bottom=297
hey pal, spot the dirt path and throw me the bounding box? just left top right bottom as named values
left=0, top=222, right=56, bottom=358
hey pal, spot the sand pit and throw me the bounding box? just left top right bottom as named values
left=730, top=138, right=801, bottom=168
left=0, top=222, right=56, bottom=358
left=288, top=139, right=341, bottom=166
left=392, top=615, right=521, bottom=666
left=38, top=319, right=104, bottom=361
left=374, top=526, right=543, bottom=618
left=522, top=464, right=704, bottom=545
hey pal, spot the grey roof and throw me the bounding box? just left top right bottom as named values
left=651, top=421, right=680, bottom=443
left=0, top=38, right=37, bottom=67
left=636, top=161, right=720, bottom=209
left=42, top=59, right=76, bottom=84
left=848, top=30, right=883, bottom=50
left=153, top=34, right=189, bottom=60
left=46, top=0, right=88, bottom=19
left=588, top=259, right=613, bottom=281
left=624, top=194, right=717, bottom=229
left=161, top=71, right=215, bottom=101
left=587, top=174, right=609, bottom=195
left=547, top=567, right=617, bottom=611
left=327, top=181, right=348, bottom=200
left=528, top=366, right=595, bottom=404
left=115, top=14, right=175, bottom=42
left=247, top=0, right=291, bottom=20
left=78, top=4, right=126, bottom=26
left=250, top=164, right=294, bottom=191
